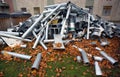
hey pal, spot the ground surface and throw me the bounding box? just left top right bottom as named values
left=0, top=37, right=120, bottom=77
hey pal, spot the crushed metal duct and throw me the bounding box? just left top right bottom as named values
left=100, top=51, right=118, bottom=65
left=1, top=37, right=23, bottom=48
left=73, top=45, right=90, bottom=65
left=31, top=53, right=42, bottom=70
left=0, top=33, right=32, bottom=42
left=76, top=56, right=82, bottom=63
left=1, top=51, right=32, bottom=60
left=99, top=38, right=109, bottom=46
left=0, top=38, right=4, bottom=45
left=93, top=56, right=104, bottom=62
left=94, top=61, right=102, bottom=76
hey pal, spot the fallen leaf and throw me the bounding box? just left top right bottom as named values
left=18, top=73, right=23, bottom=77
left=56, top=73, right=60, bottom=77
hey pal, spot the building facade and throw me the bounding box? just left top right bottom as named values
left=93, top=0, right=120, bottom=22
left=0, top=0, right=119, bottom=22
left=12, top=0, right=86, bottom=15
left=12, top=0, right=46, bottom=15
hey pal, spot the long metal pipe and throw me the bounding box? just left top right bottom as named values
left=0, top=31, right=23, bottom=36
left=22, top=14, right=44, bottom=38
left=87, top=13, right=90, bottom=39
left=31, top=53, right=42, bottom=70
left=66, top=4, right=71, bottom=20
left=100, top=51, right=118, bottom=65
left=1, top=51, right=32, bottom=60
left=41, top=4, right=62, bottom=23
left=0, top=33, right=32, bottom=42
left=94, top=61, right=102, bottom=76
left=45, top=23, right=49, bottom=40
left=73, top=45, right=90, bottom=65
left=60, top=4, right=71, bottom=35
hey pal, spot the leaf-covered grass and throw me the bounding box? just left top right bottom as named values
left=0, top=54, right=120, bottom=77
left=45, top=55, right=94, bottom=77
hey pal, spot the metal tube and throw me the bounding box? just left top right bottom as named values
left=80, top=49, right=90, bottom=65
left=0, top=31, right=23, bottom=36
left=45, top=23, right=49, bottom=40
left=87, top=13, right=90, bottom=39
left=77, top=56, right=82, bottom=63
left=22, top=14, right=44, bottom=38
left=1, top=51, right=32, bottom=60
left=60, top=3, right=71, bottom=35
left=100, top=51, right=118, bottom=65
left=31, top=53, right=42, bottom=70
left=94, top=61, right=102, bottom=76
left=66, top=4, right=71, bottom=19
left=44, top=39, right=72, bottom=43
left=73, top=45, right=90, bottom=65
left=93, top=56, right=104, bottom=61
left=0, top=33, right=32, bottom=42
left=44, top=39, right=54, bottom=43
left=40, top=41, right=47, bottom=50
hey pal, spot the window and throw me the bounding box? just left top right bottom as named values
left=34, top=7, right=40, bottom=15
left=102, top=6, right=112, bottom=16
left=21, top=8, right=27, bottom=12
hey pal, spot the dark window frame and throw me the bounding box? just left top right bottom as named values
left=21, top=7, right=27, bottom=12
left=102, top=6, right=112, bottom=16
left=34, top=7, right=40, bottom=15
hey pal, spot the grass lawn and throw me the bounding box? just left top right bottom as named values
left=0, top=60, right=32, bottom=77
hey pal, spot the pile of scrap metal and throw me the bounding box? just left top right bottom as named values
left=0, top=2, right=120, bottom=49
left=0, top=2, right=119, bottom=76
